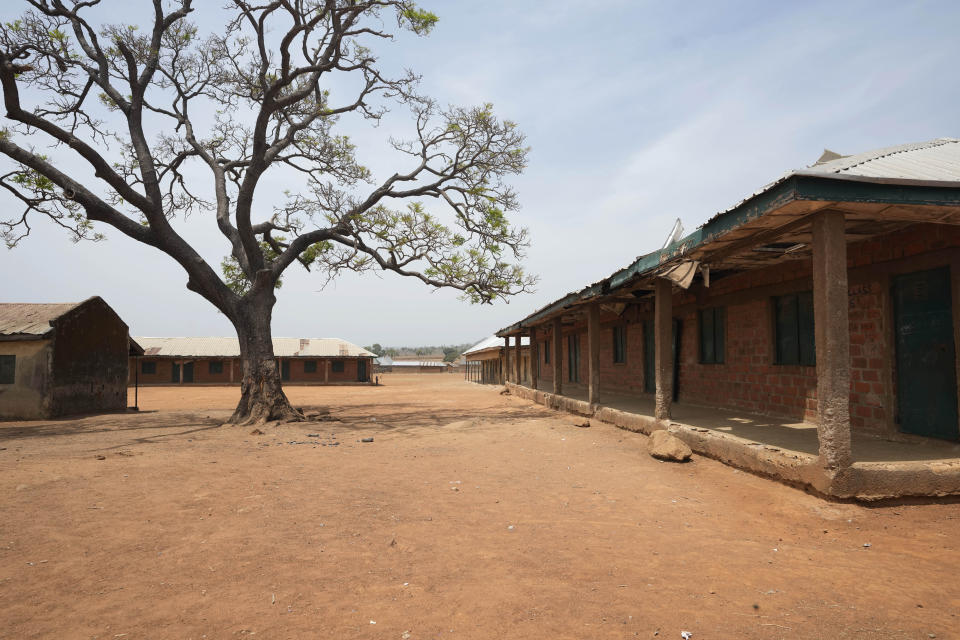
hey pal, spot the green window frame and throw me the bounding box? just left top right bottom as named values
left=209, top=360, right=224, bottom=375
left=0, top=355, right=15, bottom=384
left=699, top=307, right=726, bottom=364
left=141, top=361, right=157, bottom=375
left=612, top=325, right=627, bottom=363
left=304, top=360, right=317, bottom=373
left=774, top=292, right=816, bottom=366
left=331, top=360, right=345, bottom=373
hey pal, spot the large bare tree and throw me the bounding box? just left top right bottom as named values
left=0, top=1, right=533, bottom=424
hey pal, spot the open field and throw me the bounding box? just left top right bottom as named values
left=1, top=374, right=959, bottom=639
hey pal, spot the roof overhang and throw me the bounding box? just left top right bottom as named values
left=498, top=174, right=960, bottom=335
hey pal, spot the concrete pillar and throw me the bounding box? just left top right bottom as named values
left=501, top=336, right=509, bottom=383
left=514, top=335, right=522, bottom=385
left=655, top=278, right=673, bottom=421
left=530, top=327, right=539, bottom=391
left=324, top=359, right=330, bottom=383
left=813, top=210, right=852, bottom=470
left=552, top=317, right=563, bottom=395
left=588, top=303, right=601, bottom=405
left=229, top=358, right=235, bottom=384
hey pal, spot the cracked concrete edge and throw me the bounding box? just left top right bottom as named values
left=504, top=382, right=960, bottom=501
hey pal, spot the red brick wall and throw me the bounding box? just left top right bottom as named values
left=672, top=224, right=960, bottom=431
left=526, top=223, right=960, bottom=436
left=538, top=333, right=555, bottom=383
left=598, top=322, right=647, bottom=394
left=130, top=356, right=371, bottom=384
left=674, top=300, right=818, bottom=422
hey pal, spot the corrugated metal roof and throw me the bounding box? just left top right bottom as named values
left=497, top=137, right=960, bottom=335
left=389, top=360, right=448, bottom=367
left=705, top=138, right=960, bottom=226
left=135, top=336, right=374, bottom=358
left=805, top=138, right=960, bottom=181
left=0, top=301, right=83, bottom=337
left=463, top=335, right=530, bottom=356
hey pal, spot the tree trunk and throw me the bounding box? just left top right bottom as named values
left=228, top=296, right=303, bottom=425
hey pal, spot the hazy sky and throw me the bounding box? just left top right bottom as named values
left=1, top=1, right=958, bottom=348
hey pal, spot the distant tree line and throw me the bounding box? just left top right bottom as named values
left=363, top=343, right=475, bottom=362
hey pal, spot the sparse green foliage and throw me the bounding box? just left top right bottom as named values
left=400, top=4, right=439, bottom=34
left=0, top=0, right=534, bottom=420
left=364, top=343, right=385, bottom=356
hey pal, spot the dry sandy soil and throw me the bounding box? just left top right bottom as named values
left=1, top=374, right=959, bottom=639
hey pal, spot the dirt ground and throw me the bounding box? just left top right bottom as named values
left=1, top=374, right=958, bottom=639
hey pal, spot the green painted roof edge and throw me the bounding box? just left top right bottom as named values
left=498, top=174, right=960, bottom=335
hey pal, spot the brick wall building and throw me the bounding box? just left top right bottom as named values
left=132, top=337, right=375, bottom=385
left=525, top=223, right=960, bottom=439
left=463, top=335, right=530, bottom=385
left=495, top=138, right=960, bottom=498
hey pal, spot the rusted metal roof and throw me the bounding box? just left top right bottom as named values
left=0, top=301, right=84, bottom=338
left=135, top=336, right=375, bottom=358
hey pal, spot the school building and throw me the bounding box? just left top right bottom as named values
left=497, top=138, right=960, bottom=500
left=132, top=337, right=375, bottom=385
left=463, top=335, right=530, bottom=385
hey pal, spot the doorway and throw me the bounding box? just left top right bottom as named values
left=643, top=318, right=681, bottom=399
left=893, top=267, right=959, bottom=440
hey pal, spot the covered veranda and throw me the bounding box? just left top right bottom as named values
left=497, top=140, right=960, bottom=499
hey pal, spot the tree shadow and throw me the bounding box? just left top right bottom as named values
left=0, top=411, right=227, bottom=442
left=294, top=401, right=557, bottom=436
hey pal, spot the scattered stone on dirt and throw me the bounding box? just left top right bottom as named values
left=94, top=455, right=106, bottom=460
left=648, top=431, right=692, bottom=462
left=361, top=437, right=374, bottom=443
left=574, top=421, right=591, bottom=428
left=401, top=632, right=411, bottom=640
left=250, top=429, right=264, bottom=435
left=307, top=434, right=320, bottom=438
left=499, top=388, right=510, bottom=395
left=863, top=542, right=872, bottom=548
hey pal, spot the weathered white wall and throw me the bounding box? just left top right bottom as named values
left=0, top=340, right=51, bottom=420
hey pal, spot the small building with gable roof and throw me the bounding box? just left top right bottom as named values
left=0, top=297, right=134, bottom=419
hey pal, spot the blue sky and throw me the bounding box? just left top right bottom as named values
left=1, top=1, right=958, bottom=347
